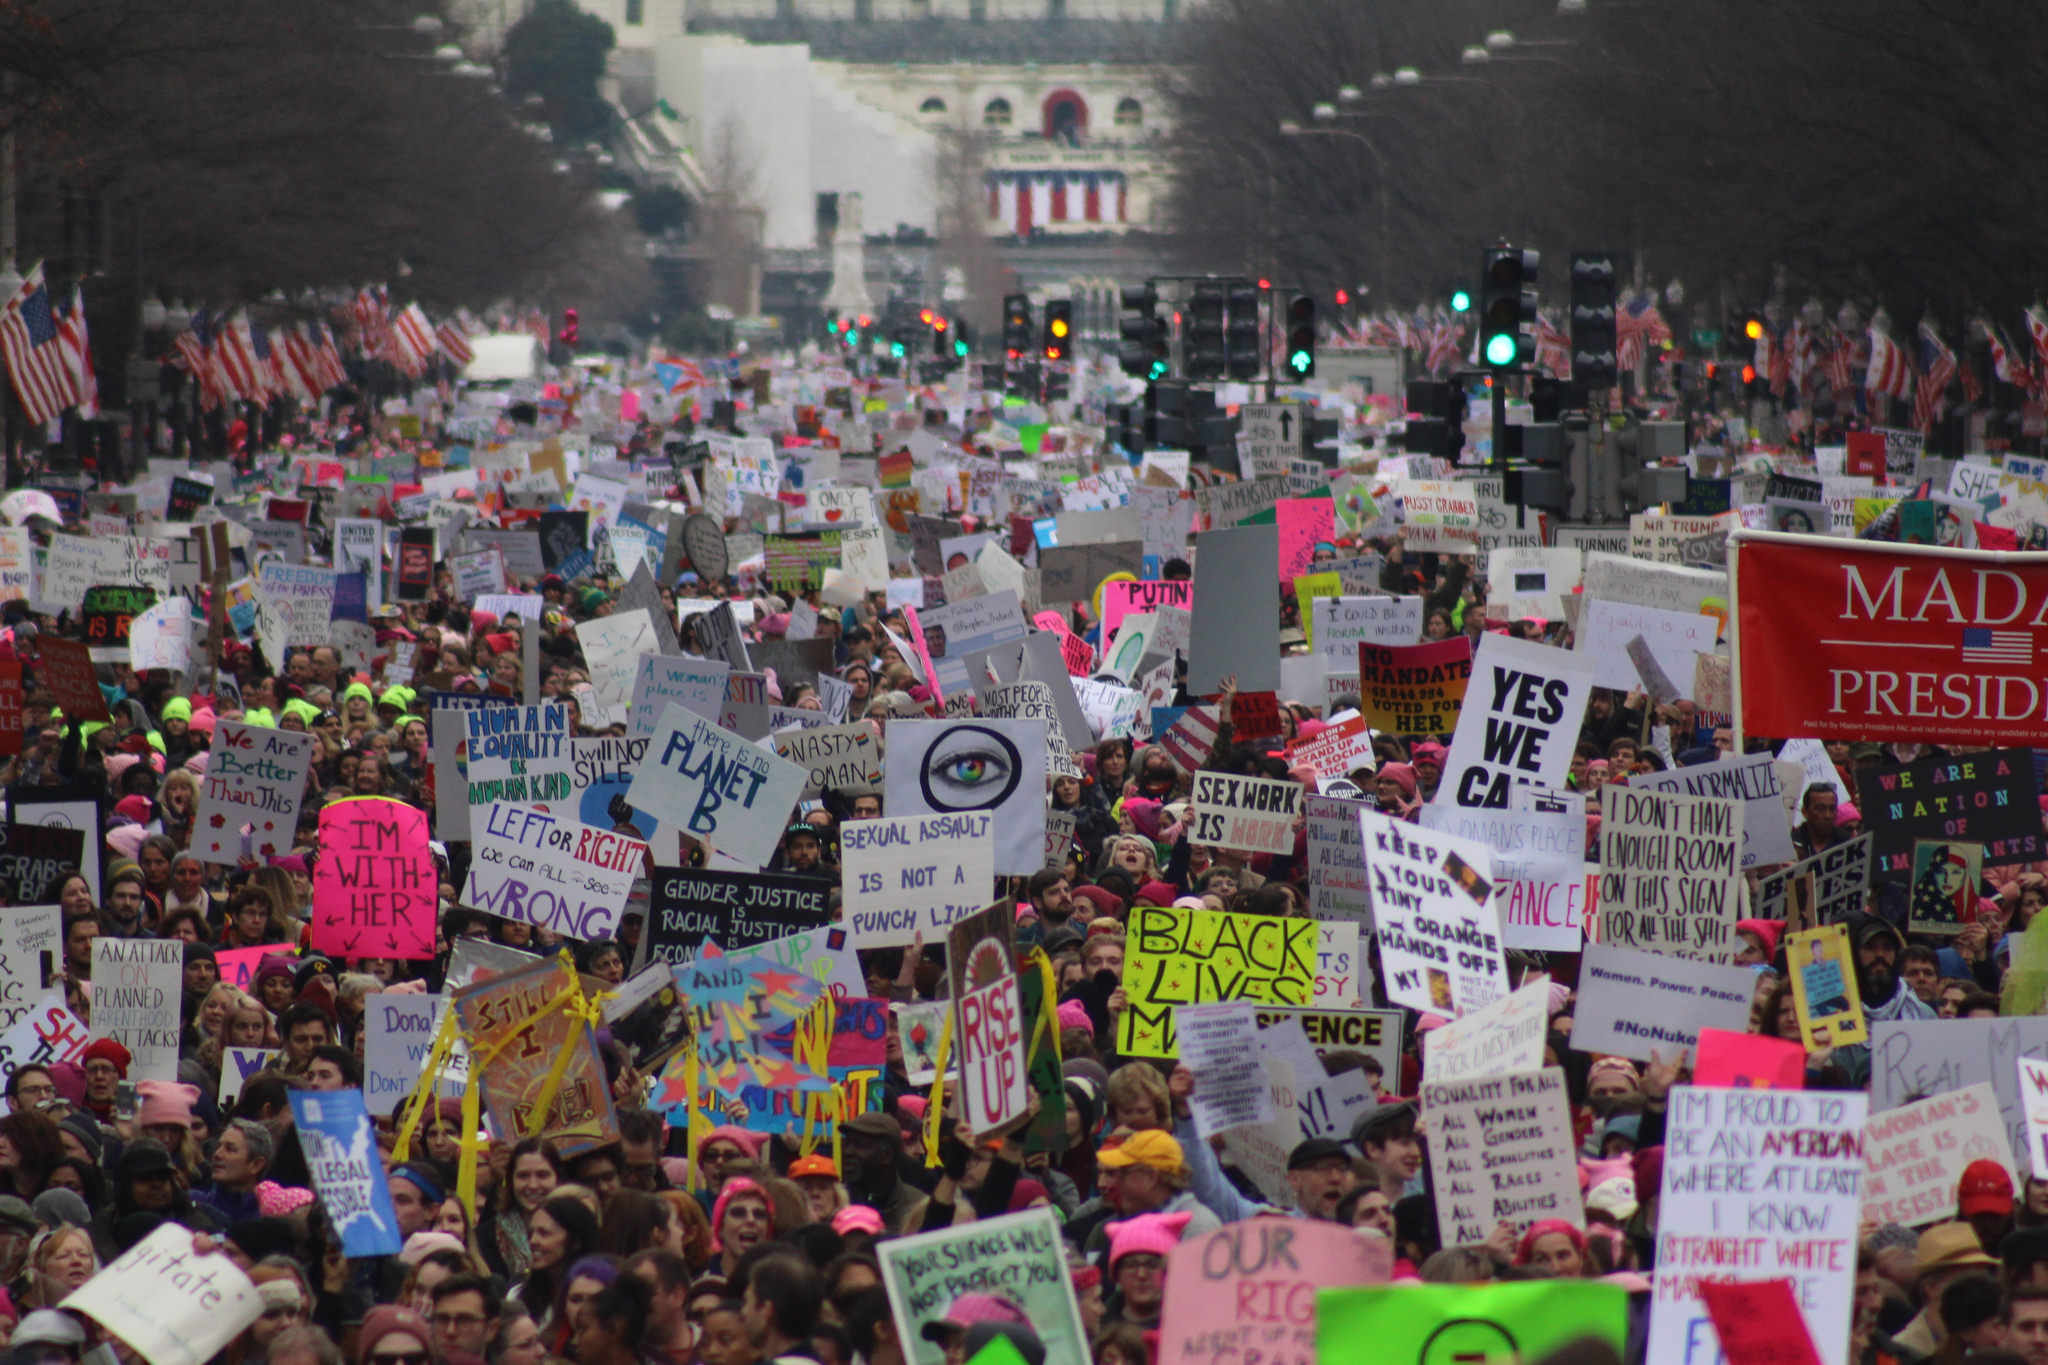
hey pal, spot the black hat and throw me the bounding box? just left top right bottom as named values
left=117, top=1143, right=176, bottom=1179
left=1287, top=1137, right=1353, bottom=1171
left=1351, top=1099, right=1418, bottom=1149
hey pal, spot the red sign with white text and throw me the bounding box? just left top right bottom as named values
left=1735, top=532, right=2048, bottom=743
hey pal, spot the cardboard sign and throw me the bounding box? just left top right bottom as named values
left=1569, top=943, right=1756, bottom=1063
left=1117, top=904, right=1316, bottom=1057
left=463, top=703, right=574, bottom=818
left=641, top=867, right=831, bottom=966
left=773, top=722, right=882, bottom=797
left=1872, top=1017, right=2048, bottom=1173
left=452, top=954, right=617, bottom=1156
left=1854, top=746, right=2040, bottom=880
left=1862, top=1081, right=2013, bottom=1227
left=1360, top=809, right=1506, bottom=1017
left=89, top=938, right=183, bottom=1082
left=1304, top=793, right=1372, bottom=926
left=0, top=824, right=83, bottom=905
left=1160, top=1221, right=1389, bottom=1365
left=1100, top=578, right=1193, bottom=637
left=673, top=947, right=828, bottom=1097
left=0, top=904, right=59, bottom=1034
left=877, top=1209, right=1089, bottom=1365
left=1356, top=637, right=1473, bottom=736
left=627, top=705, right=807, bottom=868
left=465, top=801, right=645, bottom=942
left=881, top=719, right=1047, bottom=875
left=1597, top=787, right=1743, bottom=962
left=191, top=721, right=316, bottom=864
left=1786, top=922, right=1867, bottom=1048
left=363, top=994, right=466, bottom=1116
left=308, top=797, right=437, bottom=960
left=1438, top=634, right=1593, bottom=807
left=1174, top=1003, right=1274, bottom=1136
left=1753, top=833, right=1871, bottom=925
left=1648, top=1087, right=1865, bottom=1365
left=128, top=597, right=192, bottom=674
left=1692, top=1027, right=1806, bottom=1090
left=289, top=1089, right=402, bottom=1256
left=1318, top=1281, right=1629, bottom=1364
left=1314, top=596, right=1423, bottom=660
left=1698, top=1279, right=1825, bottom=1365
left=1188, top=770, right=1302, bottom=856
left=1422, top=1067, right=1581, bottom=1246
left=1252, top=1006, right=1404, bottom=1082
left=1186, top=524, right=1281, bottom=694
left=1631, top=752, right=1796, bottom=869
left=1420, top=977, right=1552, bottom=1086
left=0, top=993, right=89, bottom=1078
left=947, top=902, right=1028, bottom=1138
left=60, top=1224, right=262, bottom=1365
left=36, top=637, right=112, bottom=722
left=1416, top=803, right=1585, bottom=954
left=840, top=813, right=996, bottom=948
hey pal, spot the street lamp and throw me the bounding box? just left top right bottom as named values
left=1312, top=102, right=1338, bottom=121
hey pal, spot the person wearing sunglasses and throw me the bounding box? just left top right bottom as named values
left=355, top=1305, right=439, bottom=1365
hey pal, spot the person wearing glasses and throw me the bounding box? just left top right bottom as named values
left=3, top=1069, right=57, bottom=1116
left=355, top=1305, right=440, bottom=1365
left=427, top=1273, right=500, bottom=1357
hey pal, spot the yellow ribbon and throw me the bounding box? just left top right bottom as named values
left=923, top=1007, right=954, bottom=1168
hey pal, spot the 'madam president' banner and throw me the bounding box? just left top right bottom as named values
left=1735, top=531, right=2048, bottom=744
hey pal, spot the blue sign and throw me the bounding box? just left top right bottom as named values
left=288, top=1089, right=402, bottom=1257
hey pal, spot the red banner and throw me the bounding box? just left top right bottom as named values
left=1736, top=531, right=2048, bottom=743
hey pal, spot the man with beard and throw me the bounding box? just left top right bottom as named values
left=1846, top=912, right=1935, bottom=1026
left=838, top=1112, right=924, bottom=1236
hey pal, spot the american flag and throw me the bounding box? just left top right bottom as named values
left=383, top=302, right=436, bottom=378
left=1614, top=295, right=1673, bottom=372
left=2027, top=306, right=2048, bottom=374
left=53, top=287, right=97, bottom=419
left=216, top=314, right=262, bottom=400
left=308, top=319, right=349, bottom=391
left=434, top=318, right=474, bottom=366
left=1365, top=317, right=1403, bottom=349
left=278, top=324, right=321, bottom=401
left=1423, top=319, right=1465, bottom=377
left=1912, top=320, right=1958, bottom=431
left=352, top=286, right=390, bottom=359
left=249, top=319, right=290, bottom=402
left=1534, top=312, right=1572, bottom=378
left=1961, top=627, right=2032, bottom=664
left=1866, top=327, right=1914, bottom=400
left=171, top=308, right=229, bottom=412
left=1822, top=330, right=1855, bottom=393
left=1989, top=323, right=2030, bottom=388
left=0, top=264, right=77, bottom=424
left=1156, top=704, right=1223, bottom=773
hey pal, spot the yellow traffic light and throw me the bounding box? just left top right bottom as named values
left=1744, top=318, right=1764, bottom=340
left=1050, top=318, right=1069, bottom=339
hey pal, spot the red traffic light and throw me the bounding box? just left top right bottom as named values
left=857, top=314, right=872, bottom=328
left=1256, top=278, right=1271, bottom=290
left=1335, top=289, right=1350, bottom=306
left=1741, top=364, right=1757, bottom=384
left=918, top=309, right=935, bottom=325
left=933, top=317, right=948, bottom=332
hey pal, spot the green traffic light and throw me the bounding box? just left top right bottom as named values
left=890, top=342, right=905, bottom=358
left=1451, top=290, right=1473, bottom=312
left=1484, top=334, right=1517, bottom=365
left=1288, top=350, right=1312, bottom=375
left=954, top=339, right=968, bottom=358
left=845, top=331, right=860, bottom=346
left=1148, top=360, right=1170, bottom=381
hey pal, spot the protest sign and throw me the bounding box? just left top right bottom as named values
left=1785, top=922, right=1867, bottom=1048
left=1698, top=1279, right=1826, bottom=1365
left=575, top=608, right=657, bottom=723
left=1312, top=596, right=1422, bottom=661
left=1422, top=1067, right=1581, bottom=1246
left=882, top=719, right=1047, bottom=875
left=36, top=637, right=111, bottom=721
left=947, top=902, right=1028, bottom=1138
left=2023, top=1056, right=2048, bottom=1179
left=216, top=1047, right=270, bottom=1105
left=1187, top=524, right=1280, bottom=693
left=1872, top=1017, right=2048, bottom=1172
left=1597, top=786, right=1742, bottom=961
left=1569, top=943, right=1756, bottom=1062
left=1855, top=746, right=2040, bottom=880
left=1118, top=903, right=1317, bottom=1057
left=0, top=993, right=89, bottom=1078
left=1159, top=1221, right=1389, bottom=1365
left=877, top=1208, right=1088, bottom=1365
left=627, top=706, right=807, bottom=869
left=1417, top=803, right=1585, bottom=953
left=463, top=703, right=574, bottom=814
left=1693, top=1027, right=1807, bottom=1090
left=1648, top=1087, right=1865, bottom=1365
left=190, top=721, right=316, bottom=864
left=128, top=597, right=191, bottom=674
left=1252, top=1006, right=1403, bottom=1080
left=1187, top=770, right=1302, bottom=856
left=89, top=938, right=182, bottom=1082
left=1304, top=793, right=1372, bottom=925
left=1355, top=637, right=1472, bottom=737
left=672, top=947, right=828, bottom=1097
left=1733, top=533, right=2048, bottom=743
left=602, top=963, right=694, bottom=1075
left=1754, top=833, right=1871, bottom=926
left=288, top=1089, right=402, bottom=1257
left=1438, top=634, right=1592, bottom=807
left=841, top=813, right=996, bottom=948
left=452, top=954, right=617, bottom=1156
left=1174, top=1003, right=1274, bottom=1136
left=641, top=867, right=831, bottom=966
left=1100, top=578, right=1192, bottom=637
left=1394, top=480, right=1481, bottom=552
left=254, top=562, right=340, bottom=645
left=1359, top=809, right=1506, bottom=1016
left=0, top=823, right=83, bottom=904
left=1420, top=976, right=1552, bottom=1086
left=1632, top=751, right=1797, bottom=868
left=465, top=801, right=645, bottom=942
left=1577, top=597, right=1717, bottom=692
left=1317, top=1281, right=1629, bottom=1365
left=0, top=904, right=59, bottom=1033
left=60, top=1223, right=262, bottom=1365
left=309, top=798, right=436, bottom=960
left=1862, top=1081, right=2013, bottom=1227
left=773, top=722, right=882, bottom=797
left=364, top=993, right=466, bottom=1116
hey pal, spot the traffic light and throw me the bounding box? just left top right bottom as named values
left=559, top=307, right=579, bottom=349
left=1002, top=295, right=1032, bottom=360
left=1186, top=284, right=1226, bottom=380
left=1743, top=316, right=1765, bottom=342
left=952, top=320, right=972, bottom=360
left=931, top=316, right=950, bottom=358
left=1118, top=284, right=1168, bottom=379
left=1569, top=251, right=1618, bottom=389
left=1478, top=246, right=1538, bottom=369
left=1042, top=300, right=1072, bottom=361
left=1450, top=287, right=1473, bottom=313
left=1284, top=294, right=1318, bottom=380
left=1225, top=283, right=1262, bottom=381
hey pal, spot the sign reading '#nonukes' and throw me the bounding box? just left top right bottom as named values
left=1734, top=531, right=2048, bottom=744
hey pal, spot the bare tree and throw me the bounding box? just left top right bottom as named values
left=930, top=123, right=1007, bottom=335
left=694, top=115, right=764, bottom=317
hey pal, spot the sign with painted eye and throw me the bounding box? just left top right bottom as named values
left=884, top=719, right=1048, bottom=875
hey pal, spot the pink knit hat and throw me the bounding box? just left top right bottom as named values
left=832, top=1205, right=884, bottom=1236
left=1056, top=999, right=1092, bottom=1033
left=709, top=1176, right=768, bottom=1252
left=1106, top=1210, right=1192, bottom=1270
left=256, top=1181, right=317, bottom=1217
left=135, top=1081, right=201, bottom=1131
left=701, top=1125, right=764, bottom=1159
